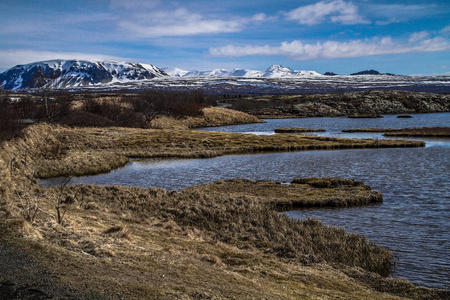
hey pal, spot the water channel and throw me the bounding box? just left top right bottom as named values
left=40, top=113, right=449, bottom=289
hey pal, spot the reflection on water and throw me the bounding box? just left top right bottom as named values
left=40, top=113, right=450, bottom=289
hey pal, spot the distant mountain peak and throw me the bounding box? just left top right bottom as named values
left=265, top=64, right=293, bottom=71
left=0, top=59, right=167, bottom=89
left=160, top=64, right=323, bottom=79
left=350, top=69, right=381, bottom=75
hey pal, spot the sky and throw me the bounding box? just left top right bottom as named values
left=0, top=0, right=449, bottom=75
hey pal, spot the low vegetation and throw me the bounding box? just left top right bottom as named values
left=342, top=127, right=450, bottom=137
left=1, top=126, right=446, bottom=298
left=192, top=178, right=382, bottom=211
left=384, top=127, right=450, bottom=137
left=342, top=128, right=400, bottom=133
left=12, top=124, right=423, bottom=179
left=0, top=90, right=260, bottom=141
left=348, top=114, right=383, bottom=118
left=0, top=94, right=446, bottom=298
left=274, top=128, right=325, bottom=133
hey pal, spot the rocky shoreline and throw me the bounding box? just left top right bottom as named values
left=221, top=90, right=450, bottom=118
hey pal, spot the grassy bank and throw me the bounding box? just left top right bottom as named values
left=341, top=127, right=450, bottom=136
left=342, top=128, right=399, bottom=133
left=24, top=124, right=425, bottom=178
left=1, top=124, right=447, bottom=299
left=384, top=127, right=450, bottom=137
left=188, top=178, right=383, bottom=210
left=347, top=114, right=384, bottom=118
left=150, top=107, right=263, bottom=130
left=274, top=128, right=325, bottom=133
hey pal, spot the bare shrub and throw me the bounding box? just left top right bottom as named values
left=15, top=190, right=55, bottom=223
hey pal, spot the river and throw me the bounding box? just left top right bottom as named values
left=40, top=113, right=449, bottom=289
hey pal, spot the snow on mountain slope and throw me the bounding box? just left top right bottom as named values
left=0, top=60, right=326, bottom=90
left=295, top=70, right=323, bottom=76
left=183, top=69, right=231, bottom=77
left=161, top=67, right=190, bottom=77
left=262, top=65, right=296, bottom=78
left=0, top=60, right=168, bottom=89
left=163, top=65, right=323, bottom=78
left=229, top=69, right=263, bottom=77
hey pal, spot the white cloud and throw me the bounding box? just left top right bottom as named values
left=0, top=50, right=127, bottom=70
left=117, top=8, right=266, bottom=37
left=209, top=34, right=450, bottom=61
left=441, top=25, right=450, bottom=35
left=285, top=0, right=369, bottom=25
left=409, top=31, right=430, bottom=43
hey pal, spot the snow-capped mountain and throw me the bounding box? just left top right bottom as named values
left=262, top=65, right=322, bottom=77
left=0, top=61, right=326, bottom=90
left=262, top=65, right=295, bottom=77
left=161, top=65, right=322, bottom=78
left=229, top=69, right=264, bottom=77
left=0, top=60, right=168, bottom=89
left=184, top=68, right=231, bottom=77
left=161, top=67, right=190, bottom=77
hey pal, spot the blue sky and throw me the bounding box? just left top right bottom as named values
left=1, top=0, right=449, bottom=75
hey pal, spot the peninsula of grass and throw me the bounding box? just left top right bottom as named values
left=1, top=124, right=446, bottom=299
left=190, top=178, right=383, bottom=211
left=16, top=124, right=425, bottom=179
left=342, top=128, right=399, bottom=133
left=274, top=128, right=326, bottom=133
left=384, top=126, right=450, bottom=137
left=348, top=114, right=384, bottom=118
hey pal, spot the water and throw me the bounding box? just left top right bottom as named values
left=199, top=112, right=449, bottom=139
left=40, top=113, right=450, bottom=289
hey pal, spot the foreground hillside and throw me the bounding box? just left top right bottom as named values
left=1, top=123, right=448, bottom=299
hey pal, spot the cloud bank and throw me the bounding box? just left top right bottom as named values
left=285, top=0, right=369, bottom=25
left=209, top=33, right=450, bottom=61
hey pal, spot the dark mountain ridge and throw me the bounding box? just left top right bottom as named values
left=0, top=60, right=167, bottom=89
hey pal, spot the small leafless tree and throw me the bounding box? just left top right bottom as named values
left=52, top=175, right=76, bottom=224
left=31, top=67, right=73, bottom=122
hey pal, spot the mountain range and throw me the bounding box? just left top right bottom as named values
left=162, top=64, right=322, bottom=78
left=0, top=59, right=399, bottom=90
left=0, top=60, right=167, bottom=90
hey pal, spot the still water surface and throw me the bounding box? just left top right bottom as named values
left=41, top=113, right=449, bottom=289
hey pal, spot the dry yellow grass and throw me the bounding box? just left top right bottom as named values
left=0, top=123, right=446, bottom=299
left=384, top=127, right=450, bottom=137
left=13, top=124, right=423, bottom=178
left=149, top=107, right=262, bottom=130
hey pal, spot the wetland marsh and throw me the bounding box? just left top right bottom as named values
left=41, top=113, right=450, bottom=289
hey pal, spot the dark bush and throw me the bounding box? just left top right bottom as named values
left=0, top=94, right=21, bottom=141
left=130, top=90, right=208, bottom=119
